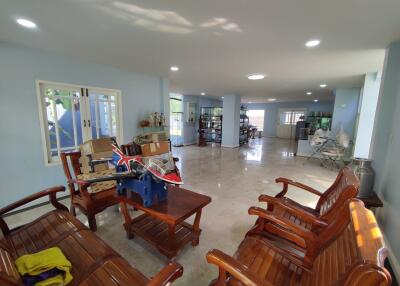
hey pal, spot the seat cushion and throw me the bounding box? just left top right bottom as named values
left=228, top=237, right=302, bottom=286
left=77, top=170, right=116, bottom=194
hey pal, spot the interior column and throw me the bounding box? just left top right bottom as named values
left=221, top=95, right=241, bottom=148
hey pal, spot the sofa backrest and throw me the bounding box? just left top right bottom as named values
left=0, top=242, right=21, bottom=286
left=316, top=167, right=359, bottom=218
left=303, top=199, right=391, bottom=286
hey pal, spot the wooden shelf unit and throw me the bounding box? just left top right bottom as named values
left=239, top=106, right=249, bottom=145
left=199, top=107, right=223, bottom=145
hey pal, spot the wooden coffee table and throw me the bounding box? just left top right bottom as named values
left=118, top=186, right=212, bottom=259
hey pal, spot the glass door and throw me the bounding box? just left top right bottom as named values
left=170, top=97, right=184, bottom=147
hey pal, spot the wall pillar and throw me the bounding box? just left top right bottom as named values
left=221, top=95, right=241, bottom=147
left=353, top=72, right=382, bottom=159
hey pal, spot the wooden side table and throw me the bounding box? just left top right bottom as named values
left=358, top=191, right=383, bottom=213
left=118, top=186, right=211, bottom=259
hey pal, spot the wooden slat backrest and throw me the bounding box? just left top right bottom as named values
left=60, top=151, right=82, bottom=196
left=0, top=246, right=21, bottom=285
left=316, top=167, right=359, bottom=218
left=302, top=199, right=391, bottom=286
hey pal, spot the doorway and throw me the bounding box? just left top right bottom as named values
left=277, top=108, right=306, bottom=139
left=170, top=95, right=184, bottom=147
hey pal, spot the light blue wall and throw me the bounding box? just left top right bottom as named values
left=0, top=42, right=167, bottom=206
left=182, top=95, right=222, bottom=145
left=354, top=73, right=381, bottom=159
left=331, top=88, right=360, bottom=138
left=221, top=95, right=241, bottom=147
left=244, top=101, right=334, bottom=137
left=371, top=42, right=400, bottom=279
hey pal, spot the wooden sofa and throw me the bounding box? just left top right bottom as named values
left=0, top=186, right=183, bottom=286
left=247, top=167, right=359, bottom=249
left=206, top=199, right=391, bottom=286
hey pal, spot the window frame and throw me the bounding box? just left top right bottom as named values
left=278, top=108, right=307, bottom=126
left=36, top=80, right=123, bottom=166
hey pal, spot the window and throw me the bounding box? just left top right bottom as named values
left=248, top=110, right=265, bottom=131
left=279, top=109, right=306, bottom=125
left=37, top=81, right=122, bottom=164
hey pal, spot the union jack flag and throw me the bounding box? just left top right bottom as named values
left=111, top=144, right=134, bottom=172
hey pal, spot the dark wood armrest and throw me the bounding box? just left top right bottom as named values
left=275, top=177, right=323, bottom=197
left=206, top=249, right=268, bottom=286
left=0, top=186, right=68, bottom=235
left=258, top=195, right=327, bottom=227
left=148, top=262, right=183, bottom=286
left=248, top=207, right=316, bottom=243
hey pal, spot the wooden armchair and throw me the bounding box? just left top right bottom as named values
left=206, top=199, right=391, bottom=286
left=247, top=167, right=359, bottom=248
left=60, top=151, right=119, bottom=231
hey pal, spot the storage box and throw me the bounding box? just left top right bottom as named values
left=81, top=138, right=113, bottom=154
left=80, top=138, right=113, bottom=174
left=140, top=141, right=169, bottom=157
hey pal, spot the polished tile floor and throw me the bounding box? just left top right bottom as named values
left=6, top=137, right=338, bottom=285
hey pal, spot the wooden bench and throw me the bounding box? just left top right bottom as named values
left=0, top=186, right=183, bottom=286
left=247, top=167, right=359, bottom=249
left=206, top=199, right=391, bottom=286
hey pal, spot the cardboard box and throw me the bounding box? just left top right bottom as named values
left=79, top=138, right=113, bottom=173
left=81, top=138, right=113, bottom=155
left=140, top=141, right=169, bottom=157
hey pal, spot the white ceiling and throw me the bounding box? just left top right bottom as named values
left=1, top=0, right=399, bottom=102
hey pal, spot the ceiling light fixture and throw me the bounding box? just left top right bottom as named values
left=247, top=74, right=266, bottom=80
left=306, top=92, right=312, bottom=95
left=221, top=96, right=224, bottom=99
left=268, top=98, right=276, bottom=102
left=170, top=66, right=179, bottom=71
left=16, top=18, right=37, bottom=29
left=248, top=101, right=252, bottom=104
left=320, top=84, right=327, bottom=88
left=201, top=92, right=205, bottom=96
left=314, top=99, right=319, bottom=102
left=305, top=39, right=320, bottom=48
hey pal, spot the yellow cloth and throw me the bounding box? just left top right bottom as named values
left=15, top=247, right=73, bottom=286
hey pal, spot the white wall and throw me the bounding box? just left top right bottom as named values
left=0, top=42, right=167, bottom=206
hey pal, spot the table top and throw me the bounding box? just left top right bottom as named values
left=119, top=186, right=212, bottom=224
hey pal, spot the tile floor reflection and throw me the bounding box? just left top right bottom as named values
left=5, top=137, right=337, bottom=286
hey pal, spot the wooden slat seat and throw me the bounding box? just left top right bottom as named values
left=0, top=186, right=183, bottom=286
left=206, top=199, right=392, bottom=286
left=247, top=167, right=359, bottom=249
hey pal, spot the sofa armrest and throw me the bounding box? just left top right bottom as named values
left=275, top=177, right=323, bottom=198
left=148, top=262, right=183, bottom=286
left=206, top=249, right=269, bottom=286
left=0, top=186, right=68, bottom=234
left=258, top=195, right=327, bottom=227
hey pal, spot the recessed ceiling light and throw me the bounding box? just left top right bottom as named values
left=221, top=96, right=224, bottom=99
left=248, top=101, right=252, bottom=104
left=268, top=98, right=276, bottom=102
left=170, top=66, right=179, bottom=71
left=201, top=92, right=205, bottom=96
left=306, top=92, right=312, bottom=95
left=247, top=74, right=266, bottom=80
left=320, top=84, right=327, bottom=88
left=314, top=99, right=319, bottom=102
left=16, top=18, right=37, bottom=29
left=305, top=39, right=320, bottom=48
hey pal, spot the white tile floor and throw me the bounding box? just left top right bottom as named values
left=5, top=137, right=337, bottom=285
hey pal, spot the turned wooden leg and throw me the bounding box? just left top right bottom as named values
left=88, top=214, right=97, bottom=232
left=70, top=203, right=76, bottom=216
